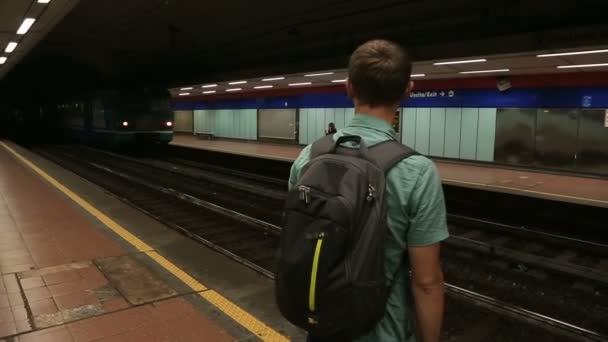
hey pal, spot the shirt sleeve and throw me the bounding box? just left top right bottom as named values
left=406, top=159, right=450, bottom=247
left=288, top=145, right=312, bottom=191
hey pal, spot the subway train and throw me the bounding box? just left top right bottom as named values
left=51, top=87, right=174, bottom=147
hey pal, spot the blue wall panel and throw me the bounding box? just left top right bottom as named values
left=307, top=108, right=316, bottom=145
left=193, top=109, right=257, bottom=140
left=415, top=108, right=431, bottom=155
left=402, top=107, right=417, bottom=147
left=460, top=108, right=479, bottom=160
left=429, top=108, right=446, bottom=157
left=444, top=108, right=462, bottom=159
left=476, top=108, right=497, bottom=161
left=335, top=108, right=345, bottom=129
left=315, top=108, right=325, bottom=140
left=175, top=87, right=608, bottom=111
left=299, top=109, right=308, bottom=144
left=345, top=108, right=355, bottom=126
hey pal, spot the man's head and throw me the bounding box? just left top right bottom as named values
left=347, top=40, right=413, bottom=108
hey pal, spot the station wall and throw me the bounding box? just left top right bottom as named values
left=193, top=109, right=257, bottom=140
left=174, top=85, right=608, bottom=175
left=403, top=107, right=496, bottom=162
left=298, top=108, right=355, bottom=145
left=296, top=107, right=497, bottom=162
left=173, top=110, right=193, bottom=132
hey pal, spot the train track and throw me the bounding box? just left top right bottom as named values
left=35, top=145, right=608, bottom=342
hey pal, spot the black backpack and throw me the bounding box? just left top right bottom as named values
left=276, top=134, right=418, bottom=339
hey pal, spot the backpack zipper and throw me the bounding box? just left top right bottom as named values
left=298, top=185, right=311, bottom=204
left=309, top=232, right=324, bottom=313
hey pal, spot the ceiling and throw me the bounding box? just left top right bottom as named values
left=0, top=0, right=79, bottom=80
left=2, top=0, right=608, bottom=97
left=167, top=45, right=608, bottom=97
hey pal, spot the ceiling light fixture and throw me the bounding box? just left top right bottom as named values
left=226, top=88, right=242, bottom=92
left=254, top=85, right=274, bottom=89
left=433, top=58, right=487, bottom=65
left=38, top=0, right=51, bottom=3
left=537, top=49, right=608, bottom=57
left=5, top=42, right=17, bottom=53
left=289, top=82, right=312, bottom=86
left=0, top=57, right=6, bottom=64
left=262, top=77, right=285, bottom=81
left=178, top=92, right=191, bottom=96
left=203, top=90, right=216, bottom=94
left=17, top=18, right=36, bottom=35
left=331, top=79, right=347, bottom=83
left=180, top=87, right=193, bottom=90
left=410, top=74, right=426, bottom=77
left=459, top=69, right=509, bottom=74
left=556, top=63, right=608, bottom=69
left=305, top=72, right=334, bottom=77
left=202, top=84, right=217, bottom=88
left=229, top=81, right=247, bottom=85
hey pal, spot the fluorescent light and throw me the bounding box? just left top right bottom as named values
left=17, top=18, right=36, bottom=35
left=537, top=49, right=608, bottom=57
left=459, top=69, right=509, bottom=74
left=557, top=63, right=608, bottom=69
left=410, top=74, right=425, bottom=77
left=226, top=88, right=242, bottom=92
left=0, top=57, right=6, bottom=64
left=262, top=77, right=285, bottom=81
left=305, top=72, right=334, bottom=77
left=202, top=84, right=217, bottom=88
left=180, top=87, right=193, bottom=90
left=5, top=42, right=17, bottom=53
left=331, top=79, right=347, bottom=83
left=254, top=85, right=273, bottom=89
left=229, top=81, right=247, bottom=85
left=433, top=58, right=487, bottom=66
left=38, top=0, right=51, bottom=3
left=289, top=82, right=312, bottom=86
left=203, top=90, right=216, bottom=94
left=178, top=92, right=191, bottom=96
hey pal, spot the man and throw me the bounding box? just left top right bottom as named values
left=288, top=40, right=448, bottom=342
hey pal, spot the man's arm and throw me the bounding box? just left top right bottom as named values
left=408, top=243, right=444, bottom=342
left=288, top=145, right=312, bottom=190
left=401, top=158, right=449, bottom=342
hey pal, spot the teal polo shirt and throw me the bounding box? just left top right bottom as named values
left=288, top=113, right=449, bottom=342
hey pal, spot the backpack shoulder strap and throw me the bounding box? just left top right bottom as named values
left=310, top=134, right=335, bottom=159
left=369, top=140, right=419, bottom=174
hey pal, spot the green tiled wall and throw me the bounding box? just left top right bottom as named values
left=298, top=108, right=355, bottom=145
left=402, top=107, right=497, bottom=162
left=193, top=109, right=257, bottom=140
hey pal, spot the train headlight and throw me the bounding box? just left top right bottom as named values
left=166, top=121, right=173, bottom=127
left=122, top=121, right=129, bottom=127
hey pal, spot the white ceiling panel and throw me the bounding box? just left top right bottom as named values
left=0, top=0, right=80, bottom=80
left=170, top=44, right=608, bottom=97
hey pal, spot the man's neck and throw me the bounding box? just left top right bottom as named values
left=354, top=104, right=396, bottom=125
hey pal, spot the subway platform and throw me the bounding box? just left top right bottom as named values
left=0, top=141, right=300, bottom=342
left=170, top=134, right=608, bottom=209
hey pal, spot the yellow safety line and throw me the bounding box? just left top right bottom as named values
left=443, top=178, right=608, bottom=207
left=0, top=141, right=289, bottom=342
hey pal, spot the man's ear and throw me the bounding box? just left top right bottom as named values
left=401, top=80, right=414, bottom=101
left=406, top=80, right=414, bottom=95
left=346, top=79, right=355, bottom=98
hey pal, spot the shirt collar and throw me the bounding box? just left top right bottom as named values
left=347, top=113, right=397, bottom=140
